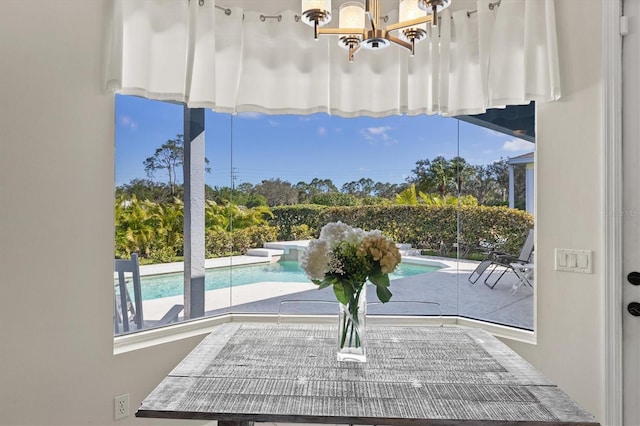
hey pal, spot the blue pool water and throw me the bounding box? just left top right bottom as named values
left=132, top=261, right=440, bottom=301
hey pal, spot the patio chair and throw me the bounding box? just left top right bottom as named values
left=468, top=229, right=534, bottom=289
left=114, top=253, right=184, bottom=334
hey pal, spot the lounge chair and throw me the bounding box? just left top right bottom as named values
left=468, top=229, right=534, bottom=289
left=114, top=253, right=184, bottom=334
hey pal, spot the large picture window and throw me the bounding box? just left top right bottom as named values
left=114, top=94, right=535, bottom=336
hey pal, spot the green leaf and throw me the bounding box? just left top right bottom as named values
left=375, top=284, right=393, bottom=303
left=368, top=273, right=392, bottom=302
left=369, top=272, right=390, bottom=288
left=332, top=282, right=350, bottom=304
left=343, top=281, right=355, bottom=301
left=312, top=279, right=332, bottom=290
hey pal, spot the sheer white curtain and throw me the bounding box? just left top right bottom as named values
left=107, top=0, right=560, bottom=117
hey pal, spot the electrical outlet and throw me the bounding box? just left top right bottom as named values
left=114, top=394, right=129, bottom=420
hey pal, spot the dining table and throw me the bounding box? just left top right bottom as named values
left=136, top=322, right=599, bottom=425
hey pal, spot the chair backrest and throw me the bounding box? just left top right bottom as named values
left=517, top=229, right=535, bottom=262
left=114, top=253, right=143, bottom=333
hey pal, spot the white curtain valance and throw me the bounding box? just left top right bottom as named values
left=107, top=0, right=560, bottom=117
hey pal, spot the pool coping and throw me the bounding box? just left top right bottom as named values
left=133, top=252, right=458, bottom=278
left=136, top=255, right=275, bottom=277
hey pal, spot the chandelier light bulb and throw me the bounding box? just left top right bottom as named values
left=339, top=1, right=365, bottom=29
left=418, top=0, right=451, bottom=14
left=338, top=2, right=365, bottom=50
left=399, top=0, right=427, bottom=42
left=301, top=0, right=332, bottom=28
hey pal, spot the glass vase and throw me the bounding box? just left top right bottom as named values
left=337, top=284, right=366, bottom=362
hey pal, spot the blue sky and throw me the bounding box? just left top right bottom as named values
left=115, top=94, right=534, bottom=189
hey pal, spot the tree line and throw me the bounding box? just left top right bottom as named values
left=115, top=136, right=531, bottom=260
left=116, top=134, right=527, bottom=209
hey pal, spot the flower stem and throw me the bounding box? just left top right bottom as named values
left=340, top=287, right=363, bottom=349
left=340, top=311, right=348, bottom=348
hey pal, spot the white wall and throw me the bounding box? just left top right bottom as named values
left=504, top=0, right=605, bottom=421
left=0, top=0, right=605, bottom=424
left=0, top=1, right=205, bottom=425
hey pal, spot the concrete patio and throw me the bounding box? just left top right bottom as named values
left=138, top=250, right=534, bottom=331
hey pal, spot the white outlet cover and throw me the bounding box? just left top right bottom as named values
left=114, top=394, right=129, bottom=420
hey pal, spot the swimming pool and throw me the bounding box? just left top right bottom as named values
left=130, top=261, right=440, bottom=301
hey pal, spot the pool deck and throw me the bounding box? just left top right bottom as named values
left=138, top=255, right=276, bottom=276
left=136, top=241, right=533, bottom=330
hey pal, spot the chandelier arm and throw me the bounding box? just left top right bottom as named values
left=348, top=44, right=361, bottom=62
left=317, top=28, right=367, bottom=36
left=385, top=15, right=434, bottom=33
left=366, top=0, right=380, bottom=32
left=366, top=10, right=377, bottom=32
left=387, top=34, right=413, bottom=52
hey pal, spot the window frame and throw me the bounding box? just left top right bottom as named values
left=114, top=100, right=537, bottom=351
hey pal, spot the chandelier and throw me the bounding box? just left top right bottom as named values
left=301, top=0, right=451, bottom=61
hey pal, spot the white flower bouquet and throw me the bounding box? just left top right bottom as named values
left=301, top=222, right=402, bottom=359
left=301, top=221, right=402, bottom=303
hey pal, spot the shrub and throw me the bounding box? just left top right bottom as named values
left=289, top=224, right=315, bottom=240
left=206, top=229, right=233, bottom=258
left=119, top=200, right=533, bottom=261
left=269, top=205, right=328, bottom=240
left=244, top=225, right=279, bottom=249
left=309, top=192, right=359, bottom=206
left=205, top=225, right=279, bottom=257
left=360, top=196, right=392, bottom=206
left=269, top=204, right=533, bottom=259
left=230, top=229, right=253, bottom=255
left=458, top=205, right=533, bottom=255
left=148, top=247, right=177, bottom=263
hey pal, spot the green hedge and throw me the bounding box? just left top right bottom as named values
left=268, top=205, right=533, bottom=258
left=270, top=205, right=328, bottom=240
left=118, top=199, right=532, bottom=261
left=309, top=192, right=359, bottom=206
left=205, top=225, right=279, bottom=258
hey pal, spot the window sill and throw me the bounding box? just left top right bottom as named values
left=114, top=314, right=536, bottom=355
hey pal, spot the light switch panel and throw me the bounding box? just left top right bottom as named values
left=555, top=249, right=592, bottom=273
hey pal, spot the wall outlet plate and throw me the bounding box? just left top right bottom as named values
left=114, top=394, right=129, bottom=420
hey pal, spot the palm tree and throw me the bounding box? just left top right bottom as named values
left=395, top=184, right=418, bottom=205
left=115, top=195, right=158, bottom=257
left=205, top=200, right=230, bottom=232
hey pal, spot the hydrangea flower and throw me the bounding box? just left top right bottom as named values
left=301, top=239, right=331, bottom=281
left=302, top=222, right=401, bottom=304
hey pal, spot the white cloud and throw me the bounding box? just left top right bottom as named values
left=237, top=111, right=264, bottom=119
left=317, top=126, right=327, bottom=136
left=502, top=138, right=535, bottom=152
left=367, top=126, right=391, bottom=135
left=119, top=116, right=137, bottom=130
left=268, top=119, right=280, bottom=127
left=359, top=126, right=396, bottom=145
